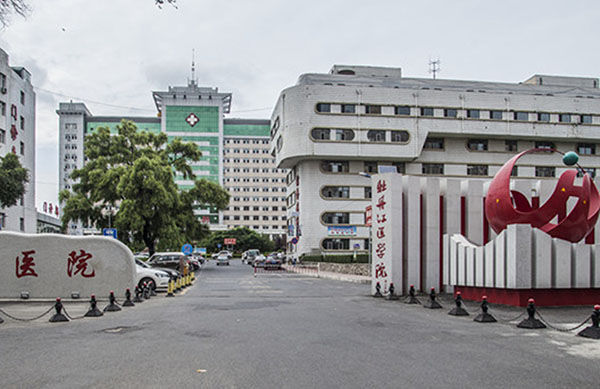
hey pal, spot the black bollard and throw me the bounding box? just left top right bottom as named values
left=474, top=296, right=497, bottom=323
left=448, top=291, right=469, bottom=316
left=143, top=282, right=151, bottom=300
left=84, top=294, right=104, bottom=317
left=103, top=290, right=122, bottom=312
left=386, top=283, right=400, bottom=301
left=517, top=298, right=546, bottom=329
left=150, top=284, right=157, bottom=297
left=578, top=305, right=600, bottom=339
left=133, top=286, right=144, bottom=303
left=404, top=284, right=421, bottom=305
left=423, top=287, right=442, bottom=309
left=49, top=297, right=69, bottom=322
left=122, top=288, right=135, bottom=307
left=0, top=315, right=3, bottom=324
left=373, top=282, right=383, bottom=298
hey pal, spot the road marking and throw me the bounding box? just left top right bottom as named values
left=196, top=369, right=207, bottom=373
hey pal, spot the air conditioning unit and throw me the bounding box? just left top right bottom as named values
left=1, top=87, right=6, bottom=94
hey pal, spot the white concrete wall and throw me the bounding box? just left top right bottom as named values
left=0, top=232, right=136, bottom=299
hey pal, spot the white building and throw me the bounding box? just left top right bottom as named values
left=0, top=48, right=36, bottom=233
left=270, top=64, right=600, bottom=258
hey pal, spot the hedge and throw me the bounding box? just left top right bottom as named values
left=301, top=254, right=369, bottom=264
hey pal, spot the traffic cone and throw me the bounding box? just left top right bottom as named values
left=373, top=282, right=383, bottom=298
left=49, top=297, right=69, bottom=322
left=386, top=283, right=400, bottom=300
left=166, top=279, right=175, bottom=297
left=404, top=285, right=421, bottom=305
left=122, top=288, right=135, bottom=307
left=578, top=305, right=600, bottom=339
left=448, top=291, right=469, bottom=316
left=517, top=298, right=546, bottom=329
left=84, top=294, right=103, bottom=317
left=474, top=296, right=496, bottom=323
left=423, top=287, right=442, bottom=309
left=103, top=291, right=122, bottom=312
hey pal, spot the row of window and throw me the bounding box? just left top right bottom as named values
left=0, top=213, right=26, bottom=232
left=223, top=215, right=285, bottom=221
left=227, top=187, right=283, bottom=193
left=321, top=238, right=368, bottom=251
left=65, top=134, right=78, bottom=140
left=224, top=158, right=275, bottom=164
left=225, top=148, right=270, bottom=154
left=310, top=128, right=409, bottom=143
left=426, top=137, right=597, bottom=155
left=65, top=123, right=78, bottom=130
left=420, top=163, right=596, bottom=178
left=227, top=205, right=286, bottom=212
left=321, top=186, right=372, bottom=199
left=225, top=139, right=269, bottom=145
left=319, top=160, right=406, bottom=175
left=226, top=224, right=286, bottom=231
left=64, top=143, right=78, bottom=150
left=231, top=196, right=286, bottom=202
left=315, top=102, right=595, bottom=124
left=225, top=177, right=285, bottom=183
left=64, top=153, right=78, bottom=160
left=225, top=167, right=284, bottom=174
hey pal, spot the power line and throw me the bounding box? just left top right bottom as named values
left=34, top=86, right=155, bottom=112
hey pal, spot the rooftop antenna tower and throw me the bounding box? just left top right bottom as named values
left=429, top=58, right=441, bottom=80
left=189, top=49, right=196, bottom=86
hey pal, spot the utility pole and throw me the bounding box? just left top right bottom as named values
left=429, top=58, right=441, bottom=80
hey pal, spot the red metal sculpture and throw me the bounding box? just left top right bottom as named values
left=485, top=148, right=600, bottom=243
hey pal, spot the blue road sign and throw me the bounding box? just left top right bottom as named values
left=182, top=243, right=193, bottom=255
left=291, top=237, right=298, bottom=244
left=217, top=243, right=222, bottom=249
left=102, top=228, right=117, bottom=239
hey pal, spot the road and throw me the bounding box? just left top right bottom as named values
left=1, top=259, right=599, bottom=388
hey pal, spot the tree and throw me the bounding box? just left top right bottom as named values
left=0, top=152, right=29, bottom=208
left=201, top=227, right=275, bottom=254
left=59, top=120, right=229, bottom=255
left=0, top=0, right=29, bottom=28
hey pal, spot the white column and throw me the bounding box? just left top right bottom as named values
left=403, top=176, right=421, bottom=290
left=422, top=177, right=440, bottom=290
left=506, top=224, right=532, bottom=289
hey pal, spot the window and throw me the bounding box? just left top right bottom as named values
left=20, top=116, right=24, bottom=130
left=321, top=212, right=350, bottom=224
left=444, top=108, right=457, bottom=118
left=467, top=139, right=488, bottom=151
left=581, top=115, right=593, bottom=124
left=0, top=73, right=5, bottom=89
left=364, top=186, right=372, bottom=199
left=511, top=166, right=518, bottom=177
left=559, top=113, right=571, bottom=123
left=0, top=129, right=4, bottom=144
left=505, top=140, right=518, bottom=152
left=537, top=113, right=550, bottom=122
left=467, top=109, right=480, bottom=119
left=535, top=141, right=555, bottom=151
left=421, top=107, right=434, bottom=116
left=0, top=101, right=5, bottom=116
left=395, top=106, right=411, bottom=116
left=0, top=213, right=5, bottom=229
left=322, top=238, right=350, bottom=250
left=393, top=162, right=406, bottom=174
left=367, top=130, right=385, bottom=142
left=467, top=165, right=488, bottom=176
left=364, top=161, right=378, bottom=173
left=321, top=186, right=350, bottom=198
left=390, top=131, right=409, bottom=142
left=341, top=104, right=355, bottom=113
left=364, top=105, right=381, bottom=114
left=490, top=110, right=503, bottom=120
left=321, top=161, right=349, bottom=173
left=316, top=103, right=331, bottom=113
left=310, top=128, right=329, bottom=140
left=536, top=166, right=555, bottom=177
left=423, top=137, right=444, bottom=150
left=20, top=141, right=24, bottom=155
left=577, top=143, right=596, bottom=155
left=334, top=129, right=354, bottom=141
left=20, top=217, right=24, bottom=231
left=20, top=91, right=25, bottom=105
left=422, top=163, right=444, bottom=175
left=514, top=111, right=529, bottom=121
left=577, top=168, right=596, bottom=178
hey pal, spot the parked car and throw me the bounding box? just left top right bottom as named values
left=264, top=255, right=282, bottom=270
left=147, top=252, right=191, bottom=273
left=253, top=254, right=266, bottom=268
left=135, top=258, right=170, bottom=291
left=216, top=252, right=230, bottom=266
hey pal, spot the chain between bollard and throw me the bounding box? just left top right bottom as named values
left=488, top=309, right=526, bottom=323
left=535, top=311, right=592, bottom=333
left=62, top=307, right=87, bottom=320
left=457, top=300, right=482, bottom=314
left=0, top=306, right=54, bottom=322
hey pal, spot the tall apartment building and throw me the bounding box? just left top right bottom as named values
left=0, top=48, right=36, bottom=233
left=270, top=65, right=600, bottom=258
left=57, top=80, right=286, bottom=237
left=222, top=119, right=287, bottom=243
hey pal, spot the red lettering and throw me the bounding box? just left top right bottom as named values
left=16, top=250, right=38, bottom=278
left=67, top=250, right=96, bottom=278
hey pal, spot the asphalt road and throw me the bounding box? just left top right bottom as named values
left=1, top=259, right=599, bottom=388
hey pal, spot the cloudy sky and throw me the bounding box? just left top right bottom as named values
left=0, top=0, right=599, bottom=210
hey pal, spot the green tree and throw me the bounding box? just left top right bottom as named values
left=59, top=120, right=229, bottom=255
left=0, top=0, right=29, bottom=28
left=201, top=227, right=275, bottom=254
left=0, top=152, right=29, bottom=208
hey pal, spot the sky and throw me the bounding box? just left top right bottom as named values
left=0, top=0, right=599, bottom=211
